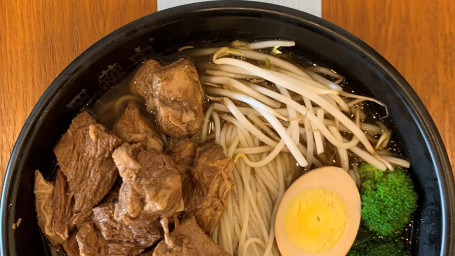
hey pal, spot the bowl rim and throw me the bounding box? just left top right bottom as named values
left=1, top=1, right=453, bottom=255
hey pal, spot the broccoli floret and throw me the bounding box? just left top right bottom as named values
left=358, top=162, right=385, bottom=191
left=358, top=163, right=418, bottom=237
left=347, top=238, right=409, bottom=256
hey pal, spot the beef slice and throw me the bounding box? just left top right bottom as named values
left=54, top=111, right=122, bottom=213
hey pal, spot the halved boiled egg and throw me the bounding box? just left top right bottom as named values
left=275, top=166, right=361, bottom=256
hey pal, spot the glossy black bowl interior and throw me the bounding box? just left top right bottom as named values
left=1, top=2, right=454, bottom=255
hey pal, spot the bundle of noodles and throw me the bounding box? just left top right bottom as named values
left=208, top=121, right=298, bottom=255
left=187, top=40, right=410, bottom=256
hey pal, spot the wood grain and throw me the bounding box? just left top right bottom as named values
left=0, top=0, right=453, bottom=195
left=0, top=1, right=156, bottom=192
left=323, top=0, right=455, bottom=173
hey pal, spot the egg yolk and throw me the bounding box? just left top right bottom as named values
left=283, top=188, right=348, bottom=253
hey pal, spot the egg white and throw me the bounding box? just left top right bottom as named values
left=275, top=166, right=361, bottom=256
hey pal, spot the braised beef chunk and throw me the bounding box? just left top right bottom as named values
left=54, top=111, right=122, bottom=213
left=34, top=169, right=72, bottom=245
left=184, top=143, right=235, bottom=234
left=36, top=63, right=239, bottom=255
left=62, top=232, right=80, bottom=256
left=168, top=139, right=198, bottom=167
left=113, top=103, right=164, bottom=152
left=106, top=242, right=146, bottom=256
left=129, top=58, right=205, bottom=137
left=76, top=221, right=148, bottom=256
left=168, top=139, right=198, bottom=183
left=129, top=59, right=161, bottom=104
left=69, top=211, right=92, bottom=231
left=76, top=222, right=108, bottom=256
left=153, top=218, right=229, bottom=256
left=69, top=180, right=121, bottom=230
left=140, top=249, right=155, bottom=255
left=51, top=169, right=72, bottom=241
left=35, top=170, right=63, bottom=245
left=112, top=143, right=184, bottom=220
left=92, top=203, right=162, bottom=248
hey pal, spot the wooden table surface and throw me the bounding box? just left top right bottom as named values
left=1, top=0, right=454, bottom=192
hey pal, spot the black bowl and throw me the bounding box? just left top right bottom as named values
left=1, top=2, right=454, bottom=255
